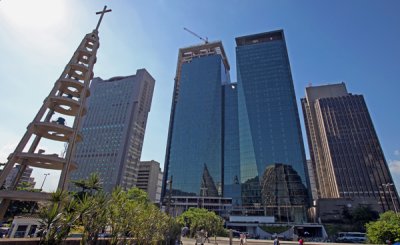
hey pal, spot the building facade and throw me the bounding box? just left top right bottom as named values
left=223, top=83, right=241, bottom=208
left=137, top=160, right=163, bottom=203
left=301, top=83, right=400, bottom=212
left=163, top=30, right=310, bottom=222
left=3, top=165, right=35, bottom=189
left=163, top=41, right=230, bottom=199
left=71, top=69, right=155, bottom=192
left=235, top=30, right=309, bottom=222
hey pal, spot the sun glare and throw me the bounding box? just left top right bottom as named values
left=0, top=0, right=67, bottom=29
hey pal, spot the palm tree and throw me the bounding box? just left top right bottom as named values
left=72, top=179, right=88, bottom=193
left=38, top=189, right=79, bottom=245
left=86, top=173, right=103, bottom=195
left=50, top=189, right=68, bottom=204
left=38, top=203, right=63, bottom=245
left=72, top=173, right=103, bottom=198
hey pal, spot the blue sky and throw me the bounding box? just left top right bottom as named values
left=0, top=0, right=399, bottom=194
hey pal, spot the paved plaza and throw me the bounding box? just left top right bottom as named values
left=181, top=237, right=367, bottom=245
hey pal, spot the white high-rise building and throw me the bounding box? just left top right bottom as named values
left=4, top=165, right=35, bottom=189
left=70, top=69, right=155, bottom=192
left=137, top=160, right=163, bottom=203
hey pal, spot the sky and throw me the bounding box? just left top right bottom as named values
left=0, top=0, right=399, bottom=194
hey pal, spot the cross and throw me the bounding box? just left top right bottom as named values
left=95, top=5, right=112, bottom=32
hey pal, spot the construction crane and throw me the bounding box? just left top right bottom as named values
left=184, top=27, right=208, bottom=44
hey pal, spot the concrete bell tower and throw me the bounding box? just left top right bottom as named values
left=0, top=6, right=111, bottom=218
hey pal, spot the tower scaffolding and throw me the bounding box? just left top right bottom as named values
left=0, top=6, right=112, bottom=219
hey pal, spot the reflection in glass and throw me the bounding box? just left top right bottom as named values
left=261, top=163, right=308, bottom=222
left=201, top=163, right=219, bottom=197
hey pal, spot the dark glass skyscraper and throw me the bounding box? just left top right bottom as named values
left=164, top=30, right=309, bottom=222
left=223, top=83, right=241, bottom=206
left=163, top=42, right=230, bottom=198
left=235, top=30, right=309, bottom=221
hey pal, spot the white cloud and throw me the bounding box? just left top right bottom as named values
left=388, top=160, right=400, bottom=195
left=0, top=131, right=20, bottom=163
left=389, top=160, right=400, bottom=174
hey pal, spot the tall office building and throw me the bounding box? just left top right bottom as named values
left=3, top=166, right=35, bottom=189
left=301, top=83, right=400, bottom=212
left=71, top=69, right=155, bottom=192
left=235, top=30, right=309, bottom=222
left=137, top=160, right=163, bottom=203
left=223, top=83, right=241, bottom=207
left=163, top=30, right=310, bottom=222
left=163, top=41, right=230, bottom=200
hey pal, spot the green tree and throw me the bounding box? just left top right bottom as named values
left=107, top=187, right=150, bottom=245
left=38, top=189, right=79, bottom=245
left=177, top=208, right=224, bottom=238
left=129, top=202, right=174, bottom=245
left=77, top=192, right=109, bottom=245
left=85, top=173, right=103, bottom=195
left=126, top=186, right=150, bottom=204
left=107, top=187, right=174, bottom=245
left=36, top=184, right=178, bottom=245
left=71, top=173, right=108, bottom=244
left=352, top=206, right=379, bottom=231
left=366, top=211, right=400, bottom=244
left=107, top=187, right=130, bottom=245
left=72, top=172, right=103, bottom=199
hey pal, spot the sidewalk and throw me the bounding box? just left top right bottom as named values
left=181, top=237, right=369, bottom=245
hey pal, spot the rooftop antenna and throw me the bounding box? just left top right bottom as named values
left=184, top=27, right=208, bottom=44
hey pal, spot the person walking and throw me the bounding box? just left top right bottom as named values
left=205, top=231, right=210, bottom=243
left=274, top=237, right=280, bottom=245
left=240, top=233, right=245, bottom=245
left=299, top=237, right=304, bottom=245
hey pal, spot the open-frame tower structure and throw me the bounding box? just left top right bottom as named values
left=0, top=6, right=111, bottom=219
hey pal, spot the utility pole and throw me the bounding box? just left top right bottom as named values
left=383, top=183, right=398, bottom=214
left=200, top=187, right=207, bottom=208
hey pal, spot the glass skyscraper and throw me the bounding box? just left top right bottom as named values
left=235, top=30, right=309, bottom=222
left=163, top=30, right=309, bottom=222
left=223, top=83, right=241, bottom=206
left=163, top=42, right=230, bottom=198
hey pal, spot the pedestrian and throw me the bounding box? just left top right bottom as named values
left=274, top=237, right=280, bottom=245
left=205, top=231, right=210, bottom=243
left=299, top=237, right=304, bottom=245
left=240, top=233, right=245, bottom=245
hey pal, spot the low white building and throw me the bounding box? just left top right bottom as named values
left=9, top=215, right=41, bottom=238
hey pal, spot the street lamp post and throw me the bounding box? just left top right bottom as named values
left=382, top=183, right=398, bottom=214
left=200, top=187, right=207, bottom=209
left=166, top=175, right=173, bottom=215
left=40, top=173, right=50, bottom=191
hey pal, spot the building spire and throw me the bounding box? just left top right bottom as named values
left=95, top=5, right=112, bottom=32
